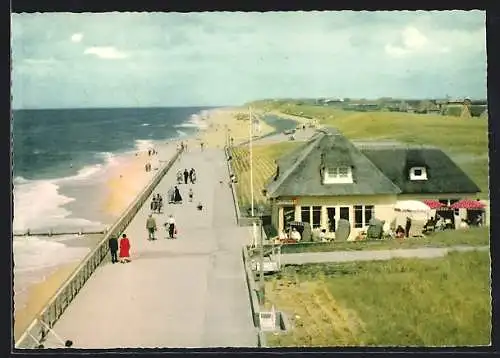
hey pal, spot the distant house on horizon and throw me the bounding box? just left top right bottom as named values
left=264, top=129, right=481, bottom=240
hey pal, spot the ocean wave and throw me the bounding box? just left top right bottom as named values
left=13, top=235, right=91, bottom=274
left=134, top=139, right=155, bottom=152
left=12, top=177, right=104, bottom=232
left=141, top=123, right=150, bottom=127
left=173, top=112, right=208, bottom=130
left=176, top=130, right=188, bottom=137
left=95, top=151, right=119, bottom=166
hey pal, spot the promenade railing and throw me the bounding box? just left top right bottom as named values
left=15, top=148, right=183, bottom=349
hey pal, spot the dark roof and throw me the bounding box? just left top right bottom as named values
left=357, top=143, right=481, bottom=194
left=469, top=104, right=487, bottom=117
left=266, top=129, right=402, bottom=198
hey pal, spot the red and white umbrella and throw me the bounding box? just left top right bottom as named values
left=450, top=199, right=485, bottom=210
left=422, top=199, right=445, bottom=209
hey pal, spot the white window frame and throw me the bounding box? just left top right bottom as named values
left=354, top=205, right=375, bottom=228
left=409, top=166, right=428, bottom=181
left=300, top=206, right=322, bottom=228
left=324, top=166, right=353, bottom=184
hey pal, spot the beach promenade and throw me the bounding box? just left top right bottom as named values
left=42, top=148, right=257, bottom=348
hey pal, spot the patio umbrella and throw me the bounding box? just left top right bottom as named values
left=394, top=200, right=431, bottom=212
left=450, top=199, right=485, bottom=209
left=422, top=199, right=445, bottom=209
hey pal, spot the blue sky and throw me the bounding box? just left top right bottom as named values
left=12, top=11, right=487, bottom=109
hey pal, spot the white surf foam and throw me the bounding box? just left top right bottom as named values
left=134, top=139, right=155, bottom=152
left=12, top=178, right=103, bottom=232
left=174, top=113, right=208, bottom=130
left=13, top=235, right=91, bottom=274
left=141, top=123, right=150, bottom=126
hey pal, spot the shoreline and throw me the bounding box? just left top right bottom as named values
left=12, top=106, right=293, bottom=342
left=13, top=138, right=189, bottom=343
left=13, top=233, right=104, bottom=341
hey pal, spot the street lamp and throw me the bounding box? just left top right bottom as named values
left=255, top=204, right=266, bottom=304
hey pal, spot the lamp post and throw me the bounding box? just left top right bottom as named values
left=256, top=205, right=265, bottom=304
left=249, top=106, right=257, bottom=248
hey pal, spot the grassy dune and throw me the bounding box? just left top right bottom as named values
left=264, top=250, right=491, bottom=347
left=230, top=142, right=302, bottom=212
left=250, top=102, right=489, bottom=198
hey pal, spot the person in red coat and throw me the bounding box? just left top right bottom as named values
left=119, top=233, right=131, bottom=263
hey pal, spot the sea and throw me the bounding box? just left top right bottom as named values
left=12, top=106, right=214, bottom=302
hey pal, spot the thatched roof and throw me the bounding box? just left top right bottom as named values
left=266, top=129, right=401, bottom=198
left=357, top=143, right=481, bottom=194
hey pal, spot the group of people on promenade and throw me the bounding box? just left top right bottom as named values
left=108, top=145, right=208, bottom=263
left=150, top=193, right=163, bottom=213
left=146, top=213, right=178, bottom=240
left=177, top=168, right=197, bottom=184
left=108, top=234, right=131, bottom=264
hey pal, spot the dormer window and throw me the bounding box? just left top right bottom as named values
left=410, top=166, right=428, bottom=181
left=324, top=166, right=353, bottom=184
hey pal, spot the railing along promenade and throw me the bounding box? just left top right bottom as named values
left=15, top=148, right=183, bottom=349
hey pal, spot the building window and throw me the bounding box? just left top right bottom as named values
left=354, top=206, right=363, bottom=228
left=365, top=205, right=374, bottom=224
left=301, top=206, right=311, bottom=223
left=324, top=166, right=353, bottom=184
left=409, top=166, right=428, bottom=181
left=339, top=207, right=350, bottom=221
left=312, top=206, right=322, bottom=229
left=301, top=206, right=321, bottom=228
left=354, top=205, right=375, bottom=228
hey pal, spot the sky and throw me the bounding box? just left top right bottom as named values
left=11, top=11, right=487, bottom=109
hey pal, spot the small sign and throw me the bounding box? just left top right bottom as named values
left=259, top=311, right=276, bottom=331
left=277, top=200, right=295, bottom=206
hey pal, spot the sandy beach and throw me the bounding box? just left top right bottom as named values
left=196, top=107, right=276, bottom=148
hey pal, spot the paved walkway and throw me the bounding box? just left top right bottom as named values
left=279, top=245, right=490, bottom=265
left=43, top=148, right=257, bottom=348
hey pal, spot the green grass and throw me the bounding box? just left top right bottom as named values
left=229, top=142, right=302, bottom=213
left=264, top=250, right=491, bottom=346
left=250, top=101, right=489, bottom=198
left=263, top=227, right=489, bottom=253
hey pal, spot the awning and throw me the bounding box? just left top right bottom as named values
left=422, top=199, right=446, bottom=209
left=450, top=199, right=485, bottom=209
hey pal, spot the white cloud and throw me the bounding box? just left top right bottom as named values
left=83, top=46, right=128, bottom=59
left=71, top=33, right=83, bottom=43
left=385, top=26, right=430, bottom=57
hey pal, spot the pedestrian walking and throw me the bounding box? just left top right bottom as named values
left=108, top=236, right=118, bottom=263
left=183, top=169, right=189, bottom=184
left=146, top=214, right=157, bottom=240
left=156, top=193, right=163, bottom=213
left=173, top=186, right=183, bottom=204
left=150, top=196, right=157, bottom=212
left=119, top=233, right=131, bottom=263
left=165, top=215, right=176, bottom=239
left=188, top=188, right=194, bottom=202
left=200, top=142, right=204, bottom=151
